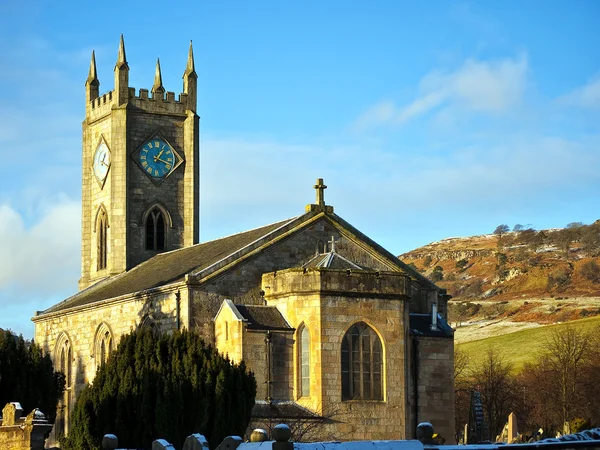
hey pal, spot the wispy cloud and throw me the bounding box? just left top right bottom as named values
left=354, top=54, right=528, bottom=130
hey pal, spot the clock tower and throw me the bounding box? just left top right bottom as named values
left=80, top=36, right=199, bottom=290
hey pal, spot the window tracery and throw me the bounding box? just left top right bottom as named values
left=341, top=322, right=383, bottom=400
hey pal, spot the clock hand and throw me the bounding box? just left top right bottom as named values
left=153, top=156, right=171, bottom=165
left=155, top=148, right=165, bottom=160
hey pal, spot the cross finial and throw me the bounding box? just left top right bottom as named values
left=314, top=178, right=327, bottom=206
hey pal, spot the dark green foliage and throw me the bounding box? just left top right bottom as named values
left=430, top=265, right=444, bottom=282
left=494, top=224, right=510, bottom=236
left=423, top=255, right=433, bottom=267
left=0, top=329, right=65, bottom=423
left=455, top=259, right=468, bottom=270
left=62, top=328, right=256, bottom=450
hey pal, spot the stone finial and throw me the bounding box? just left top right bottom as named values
left=272, top=424, right=291, bottom=442
left=250, top=429, right=268, bottom=442
left=416, top=422, right=435, bottom=445
left=152, top=58, right=165, bottom=97
left=272, top=424, right=292, bottom=450
left=183, top=433, right=209, bottom=450
left=102, top=434, right=119, bottom=449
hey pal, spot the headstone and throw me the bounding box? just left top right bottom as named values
left=468, top=391, right=489, bottom=443
left=215, top=435, right=243, bottom=450
left=2, top=402, right=24, bottom=426
left=183, top=433, right=209, bottom=450
left=153, top=438, right=176, bottom=450
left=508, top=412, right=518, bottom=443
left=102, top=434, right=119, bottom=450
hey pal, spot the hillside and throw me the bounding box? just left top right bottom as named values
left=400, top=222, right=600, bottom=331
left=456, top=315, right=600, bottom=372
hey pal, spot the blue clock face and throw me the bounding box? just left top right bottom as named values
left=138, top=138, right=178, bottom=179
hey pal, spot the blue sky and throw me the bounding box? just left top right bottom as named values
left=0, top=1, right=599, bottom=337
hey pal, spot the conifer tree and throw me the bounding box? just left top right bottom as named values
left=0, top=329, right=65, bottom=423
left=62, top=327, right=256, bottom=450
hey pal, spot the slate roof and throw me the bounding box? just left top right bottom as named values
left=234, top=305, right=293, bottom=331
left=40, top=218, right=296, bottom=315
left=37, top=206, right=444, bottom=318
left=409, top=313, right=454, bottom=338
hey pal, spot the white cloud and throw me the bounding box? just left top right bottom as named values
left=354, top=54, right=528, bottom=129
left=561, top=76, right=600, bottom=109
left=0, top=199, right=80, bottom=298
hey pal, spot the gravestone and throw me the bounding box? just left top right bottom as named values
left=508, top=412, right=518, bottom=443
left=183, top=433, right=210, bottom=450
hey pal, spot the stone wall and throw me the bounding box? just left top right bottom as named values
left=412, top=336, right=455, bottom=444
left=262, top=268, right=412, bottom=441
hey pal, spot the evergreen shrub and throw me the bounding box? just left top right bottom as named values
left=62, top=327, right=256, bottom=450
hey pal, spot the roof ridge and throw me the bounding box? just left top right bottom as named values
left=199, top=216, right=300, bottom=245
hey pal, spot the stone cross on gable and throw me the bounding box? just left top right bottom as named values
left=314, top=178, right=327, bottom=206
left=328, top=235, right=336, bottom=253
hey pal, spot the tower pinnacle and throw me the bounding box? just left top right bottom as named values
left=184, top=40, right=196, bottom=76
left=87, top=50, right=98, bottom=84
left=114, top=34, right=129, bottom=106
left=86, top=50, right=99, bottom=103
left=152, top=58, right=165, bottom=97
left=183, top=40, right=197, bottom=110
left=116, top=34, right=128, bottom=69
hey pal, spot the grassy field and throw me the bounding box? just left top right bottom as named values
left=456, top=315, right=600, bottom=372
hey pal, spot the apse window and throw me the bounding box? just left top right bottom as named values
left=341, top=322, right=383, bottom=400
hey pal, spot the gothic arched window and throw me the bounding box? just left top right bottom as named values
left=298, top=325, right=310, bottom=397
left=97, top=208, right=108, bottom=270
left=55, top=333, right=73, bottom=437
left=145, top=207, right=165, bottom=251
left=341, top=322, right=383, bottom=401
left=94, top=323, right=113, bottom=369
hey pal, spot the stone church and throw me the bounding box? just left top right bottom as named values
left=32, top=37, right=455, bottom=443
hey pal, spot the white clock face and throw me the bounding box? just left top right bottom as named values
left=93, top=142, right=111, bottom=184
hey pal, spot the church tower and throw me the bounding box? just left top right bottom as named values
left=79, top=36, right=199, bottom=290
